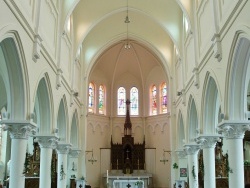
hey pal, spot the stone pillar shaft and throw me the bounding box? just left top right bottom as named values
left=184, top=144, right=200, bottom=188
left=1, top=121, right=36, bottom=188
left=227, top=138, right=244, bottom=188
left=37, top=135, right=58, bottom=188
left=195, top=135, right=220, bottom=188
left=175, top=149, right=187, bottom=181
left=10, top=139, right=27, bottom=188
left=203, top=147, right=216, bottom=188
left=56, top=143, right=71, bottom=188
left=40, top=148, right=52, bottom=188
left=217, top=120, right=250, bottom=188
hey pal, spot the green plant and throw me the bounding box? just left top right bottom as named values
left=226, top=157, right=233, bottom=175
left=192, top=165, right=196, bottom=179
left=173, top=162, right=178, bottom=169
left=244, top=160, right=250, bottom=166
left=135, top=181, right=143, bottom=186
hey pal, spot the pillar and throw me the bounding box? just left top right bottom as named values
left=56, top=143, right=71, bottom=188
left=195, top=135, right=220, bottom=188
left=1, top=120, right=37, bottom=188
left=217, top=120, right=250, bottom=188
left=184, top=144, right=201, bottom=188
left=67, top=148, right=81, bottom=186
left=175, top=149, right=187, bottom=182
left=36, top=135, right=58, bottom=188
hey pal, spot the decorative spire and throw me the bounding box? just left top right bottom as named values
left=124, top=99, right=132, bottom=136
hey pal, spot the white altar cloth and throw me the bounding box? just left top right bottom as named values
left=104, top=172, right=152, bottom=188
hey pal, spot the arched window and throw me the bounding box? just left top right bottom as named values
left=130, top=87, right=138, bottom=115
left=99, top=85, right=105, bottom=114
left=151, top=85, right=157, bottom=115
left=118, top=87, right=126, bottom=115
left=161, top=82, right=167, bottom=113
left=88, top=82, right=95, bottom=113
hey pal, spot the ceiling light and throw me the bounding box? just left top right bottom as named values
left=124, top=0, right=130, bottom=49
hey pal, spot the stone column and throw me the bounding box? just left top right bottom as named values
left=67, top=148, right=81, bottom=186
left=36, top=135, right=58, bottom=188
left=175, top=149, right=187, bottom=181
left=56, top=143, right=71, bottom=188
left=184, top=144, right=201, bottom=188
left=1, top=120, right=37, bottom=188
left=195, top=135, right=220, bottom=188
left=217, top=120, right=250, bottom=188
left=69, top=149, right=81, bottom=177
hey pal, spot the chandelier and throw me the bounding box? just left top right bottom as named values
left=124, top=0, right=130, bottom=49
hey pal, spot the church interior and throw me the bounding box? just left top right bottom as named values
left=0, top=0, right=250, bottom=188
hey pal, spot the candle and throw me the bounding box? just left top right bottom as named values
left=107, top=170, right=109, bottom=183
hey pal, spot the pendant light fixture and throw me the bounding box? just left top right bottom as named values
left=124, top=0, right=130, bottom=49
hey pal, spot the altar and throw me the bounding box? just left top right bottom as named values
left=104, top=172, right=152, bottom=188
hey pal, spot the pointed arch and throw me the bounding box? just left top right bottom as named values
left=160, top=82, right=168, bottom=114
left=0, top=36, right=28, bottom=119
left=88, top=82, right=95, bottom=113
left=70, top=111, right=79, bottom=148
left=150, top=84, right=157, bottom=115
left=225, top=31, right=250, bottom=120
left=117, top=87, right=126, bottom=115
left=177, top=111, right=185, bottom=148
left=202, top=72, right=221, bottom=134
left=130, top=86, right=139, bottom=115
left=33, top=74, right=53, bottom=134
left=57, top=96, right=68, bottom=142
left=187, top=95, right=198, bottom=142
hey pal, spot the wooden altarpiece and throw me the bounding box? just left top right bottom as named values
left=23, top=141, right=57, bottom=188
left=111, top=100, right=145, bottom=174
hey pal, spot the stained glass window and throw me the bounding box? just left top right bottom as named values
left=99, top=85, right=105, bottom=114
left=88, top=83, right=95, bottom=113
left=118, top=87, right=126, bottom=115
left=161, top=82, right=167, bottom=113
left=151, top=85, right=157, bottom=115
left=130, top=87, right=138, bottom=115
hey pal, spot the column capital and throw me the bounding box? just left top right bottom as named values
left=183, top=143, right=201, bottom=155
left=36, top=135, right=59, bottom=149
left=217, top=120, right=250, bottom=139
left=175, top=149, right=187, bottom=159
left=195, top=135, right=221, bottom=148
left=56, top=143, right=72, bottom=154
left=69, top=148, right=81, bottom=158
left=1, top=120, right=37, bottom=139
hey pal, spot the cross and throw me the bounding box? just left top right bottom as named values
left=126, top=183, right=131, bottom=188
left=178, top=184, right=182, bottom=188
left=79, top=184, right=83, bottom=188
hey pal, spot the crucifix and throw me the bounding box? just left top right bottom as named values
left=178, top=184, right=182, bottom=188
left=79, top=184, right=83, bottom=188
left=126, top=183, right=131, bottom=188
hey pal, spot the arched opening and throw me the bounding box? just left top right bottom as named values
left=57, top=98, right=67, bottom=142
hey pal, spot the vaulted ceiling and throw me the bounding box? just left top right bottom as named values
left=62, top=0, right=193, bottom=82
